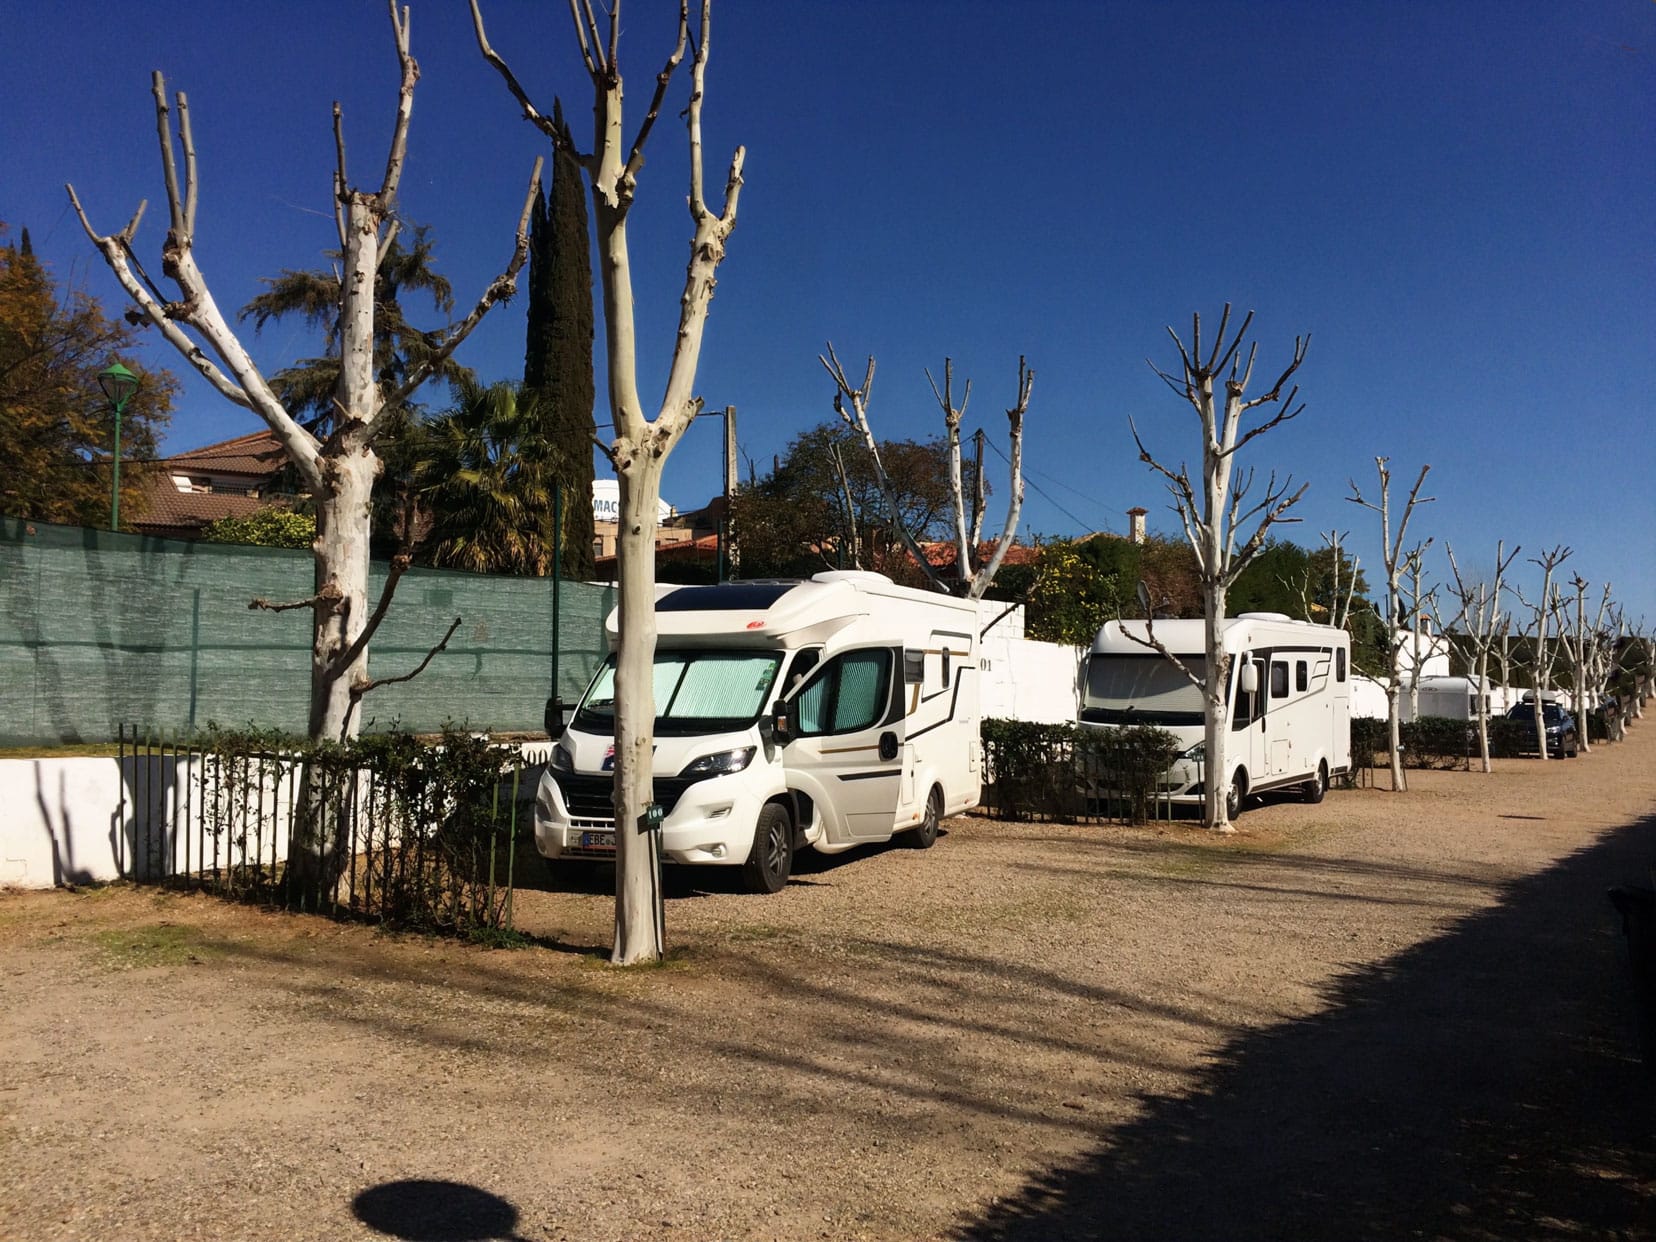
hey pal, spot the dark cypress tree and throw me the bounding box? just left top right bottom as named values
left=523, top=99, right=597, bottom=580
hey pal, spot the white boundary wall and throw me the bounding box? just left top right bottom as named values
left=0, top=755, right=215, bottom=889
left=977, top=602, right=1084, bottom=725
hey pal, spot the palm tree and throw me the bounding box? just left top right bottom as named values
left=414, top=380, right=555, bottom=575
left=240, top=221, right=469, bottom=552
left=240, top=222, right=469, bottom=433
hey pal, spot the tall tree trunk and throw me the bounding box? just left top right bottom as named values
left=611, top=462, right=665, bottom=962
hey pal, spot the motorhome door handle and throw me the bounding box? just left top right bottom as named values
left=878, top=732, right=899, bottom=761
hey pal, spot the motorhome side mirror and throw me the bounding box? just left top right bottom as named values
left=770, top=709, right=792, bottom=745
left=1238, top=664, right=1259, bottom=696
left=544, top=697, right=570, bottom=737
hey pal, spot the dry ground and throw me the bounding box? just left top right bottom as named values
left=3, top=729, right=1655, bottom=1242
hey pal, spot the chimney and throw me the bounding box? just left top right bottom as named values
left=1127, top=506, right=1148, bottom=545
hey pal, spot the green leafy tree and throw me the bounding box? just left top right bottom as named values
left=1228, top=540, right=1311, bottom=615
left=0, top=224, right=174, bottom=526
left=414, top=380, right=555, bottom=575
left=522, top=101, right=597, bottom=580
left=730, top=421, right=960, bottom=580
left=199, top=508, right=316, bottom=549
left=1024, top=532, right=1202, bottom=643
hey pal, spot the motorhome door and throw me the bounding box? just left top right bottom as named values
left=783, top=645, right=906, bottom=842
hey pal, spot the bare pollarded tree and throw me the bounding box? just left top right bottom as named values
left=67, top=5, right=539, bottom=745
left=818, top=346, right=1032, bottom=599
left=474, top=0, right=744, bottom=966
left=1291, top=530, right=1360, bottom=629
left=1348, top=459, right=1433, bottom=793
left=1130, top=305, right=1310, bottom=831
left=1514, top=545, right=1573, bottom=762
left=1565, top=573, right=1614, bottom=752
left=1400, top=539, right=1436, bottom=720
left=1434, top=540, right=1520, bottom=772
left=928, top=356, right=1033, bottom=599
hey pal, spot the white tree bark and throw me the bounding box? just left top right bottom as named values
left=1348, top=460, right=1433, bottom=793
left=475, top=0, right=744, bottom=966
left=1131, top=305, right=1310, bottom=831
left=1515, top=546, right=1572, bottom=762
left=928, top=357, right=1033, bottom=599
left=818, top=347, right=944, bottom=590
left=1400, top=540, right=1435, bottom=722
left=69, top=5, right=536, bottom=747
left=1565, top=574, right=1613, bottom=753
left=1436, top=540, right=1518, bottom=773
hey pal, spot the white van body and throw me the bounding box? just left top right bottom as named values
left=1080, top=614, right=1351, bottom=811
left=533, top=571, right=982, bottom=889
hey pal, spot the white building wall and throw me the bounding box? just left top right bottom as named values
left=976, top=601, right=1083, bottom=724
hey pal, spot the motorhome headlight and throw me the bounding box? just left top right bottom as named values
left=1181, top=741, right=1207, bottom=763
left=550, top=743, right=575, bottom=773
left=679, top=746, right=757, bottom=778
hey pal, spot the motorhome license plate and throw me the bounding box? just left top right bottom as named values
left=580, top=831, right=615, bottom=850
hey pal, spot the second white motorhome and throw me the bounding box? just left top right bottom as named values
left=1080, top=614, right=1351, bottom=818
left=534, top=572, right=982, bottom=893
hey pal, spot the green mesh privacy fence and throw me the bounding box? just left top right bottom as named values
left=1, top=517, right=614, bottom=746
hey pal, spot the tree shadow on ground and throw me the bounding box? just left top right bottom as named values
left=952, top=816, right=1656, bottom=1242
left=352, top=1179, right=531, bottom=1241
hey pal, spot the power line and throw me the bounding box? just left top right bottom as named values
left=979, top=434, right=1111, bottom=534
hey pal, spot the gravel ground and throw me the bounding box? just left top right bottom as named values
left=3, top=728, right=1654, bottom=1242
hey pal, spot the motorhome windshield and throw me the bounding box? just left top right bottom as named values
left=574, top=649, right=784, bottom=735
left=1081, top=654, right=1207, bottom=726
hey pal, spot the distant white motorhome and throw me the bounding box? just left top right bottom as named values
left=534, top=572, right=982, bottom=892
left=1080, top=614, right=1352, bottom=817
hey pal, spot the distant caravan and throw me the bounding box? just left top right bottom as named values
left=1080, top=614, right=1351, bottom=818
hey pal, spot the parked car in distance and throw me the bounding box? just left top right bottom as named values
left=1505, top=700, right=1578, bottom=758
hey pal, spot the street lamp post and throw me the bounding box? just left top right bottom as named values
left=97, top=362, right=139, bottom=532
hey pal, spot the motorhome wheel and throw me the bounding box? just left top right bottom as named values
left=906, top=788, right=942, bottom=849
left=742, top=802, right=795, bottom=894
left=1302, top=761, right=1328, bottom=805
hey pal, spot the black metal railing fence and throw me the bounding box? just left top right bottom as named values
left=116, top=724, right=528, bottom=936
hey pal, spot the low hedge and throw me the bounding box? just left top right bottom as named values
left=981, top=718, right=1180, bottom=824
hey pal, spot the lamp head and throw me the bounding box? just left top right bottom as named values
left=98, top=362, right=140, bottom=406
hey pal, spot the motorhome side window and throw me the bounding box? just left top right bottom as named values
left=1337, top=648, right=1347, bottom=682
left=794, top=649, right=894, bottom=737
left=1270, top=660, right=1289, bottom=702
left=1296, top=660, right=1309, bottom=693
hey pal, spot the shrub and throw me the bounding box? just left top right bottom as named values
left=1350, top=716, right=1388, bottom=768
left=981, top=718, right=1178, bottom=824
left=1398, top=716, right=1470, bottom=769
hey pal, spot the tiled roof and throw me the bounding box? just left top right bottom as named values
left=160, top=430, right=289, bottom=479
left=132, top=474, right=270, bottom=535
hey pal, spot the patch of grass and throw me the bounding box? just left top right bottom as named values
left=90, top=923, right=219, bottom=969
left=464, top=925, right=537, bottom=950
left=724, top=923, right=788, bottom=943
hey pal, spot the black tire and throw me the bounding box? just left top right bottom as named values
left=1225, top=773, right=1246, bottom=822
left=906, top=787, right=942, bottom=849
left=1301, top=761, right=1328, bottom=805
left=742, top=802, right=794, bottom=894
left=1565, top=732, right=1579, bottom=759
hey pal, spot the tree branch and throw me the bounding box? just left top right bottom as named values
left=380, top=157, right=543, bottom=423
left=470, top=0, right=566, bottom=144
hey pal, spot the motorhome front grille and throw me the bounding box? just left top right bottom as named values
left=554, top=773, right=695, bottom=819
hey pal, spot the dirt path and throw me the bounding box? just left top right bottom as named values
left=3, top=729, right=1654, bottom=1241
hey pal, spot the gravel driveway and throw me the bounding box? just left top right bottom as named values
left=3, top=728, right=1653, bottom=1241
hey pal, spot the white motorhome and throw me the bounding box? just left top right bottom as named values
left=1080, top=614, right=1351, bottom=817
left=534, top=571, right=982, bottom=893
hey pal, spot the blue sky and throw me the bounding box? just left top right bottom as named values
left=7, top=1, right=1654, bottom=623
